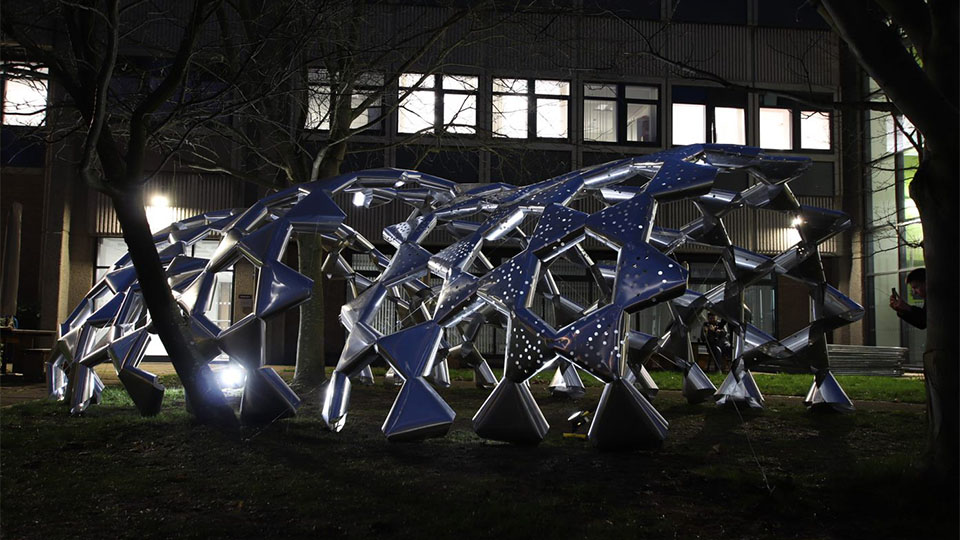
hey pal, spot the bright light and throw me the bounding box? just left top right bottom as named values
left=791, top=216, right=804, bottom=228
left=672, top=103, right=706, bottom=145
left=785, top=227, right=802, bottom=245
left=146, top=194, right=174, bottom=232
left=217, top=364, right=246, bottom=389
left=352, top=191, right=371, bottom=207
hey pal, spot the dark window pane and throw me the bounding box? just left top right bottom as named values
left=671, top=0, right=747, bottom=24
left=757, top=0, right=829, bottom=29
left=1, top=128, right=45, bottom=167
left=582, top=0, right=660, bottom=19
left=672, top=85, right=710, bottom=104
left=674, top=86, right=746, bottom=107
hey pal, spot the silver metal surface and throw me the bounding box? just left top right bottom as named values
left=53, top=146, right=863, bottom=447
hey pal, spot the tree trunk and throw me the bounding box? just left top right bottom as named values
left=292, top=134, right=347, bottom=390
left=112, top=186, right=237, bottom=428
left=293, top=233, right=327, bottom=389
left=909, top=150, right=959, bottom=479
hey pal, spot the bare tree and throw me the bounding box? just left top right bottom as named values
left=179, top=1, right=506, bottom=391
left=816, top=0, right=958, bottom=478
left=2, top=0, right=238, bottom=426
left=606, top=0, right=956, bottom=477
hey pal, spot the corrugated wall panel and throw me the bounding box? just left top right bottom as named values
left=754, top=195, right=842, bottom=255
left=486, top=13, right=584, bottom=74
left=656, top=200, right=699, bottom=229
left=579, top=17, right=666, bottom=78
left=755, top=28, right=838, bottom=86
left=755, top=209, right=791, bottom=254
left=662, top=24, right=751, bottom=82
left=93, top=173, right=242, bottom=236
left=724, top=207, right=754, bottom=250
left=656, top=196, right=842, bottom=256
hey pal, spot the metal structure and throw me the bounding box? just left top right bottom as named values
left=47, top=144, right=863, bottom=449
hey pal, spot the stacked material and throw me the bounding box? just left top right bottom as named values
left=826, top=345, right=907, bottom=376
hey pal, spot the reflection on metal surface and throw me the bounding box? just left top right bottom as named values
left=51, top=145, right=862, bottom=445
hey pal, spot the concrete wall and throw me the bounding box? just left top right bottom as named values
left=0, top=168, right=44, bottom=327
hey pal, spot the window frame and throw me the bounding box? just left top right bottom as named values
left=1, top=63, right=48, bottom=127
left=398, top=73, right=480, bottom=136
left=758, top=94, right=833, bottom=153
left=307, top=69, right=384, bottom=134
left=491, top=77, right=571, bottom=140
left=582, top=82, right=660, bottom=146
left=670, top=85, right=747, bottom=146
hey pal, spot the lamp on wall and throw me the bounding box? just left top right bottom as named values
left=146, top=194, right=174, bottom=232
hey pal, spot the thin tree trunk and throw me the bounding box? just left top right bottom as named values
left=112, top=186, right=237, bottom=427
left=909, top=150, right=959, bottom=479
left=294, top=233, right=326, bottom=389
left=292, top=110, right=349, bottom=390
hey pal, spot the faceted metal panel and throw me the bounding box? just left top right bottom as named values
left=55, top=145, right=863, bottom=447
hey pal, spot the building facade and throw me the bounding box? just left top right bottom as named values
left=1, top=1, right=923, bottom=364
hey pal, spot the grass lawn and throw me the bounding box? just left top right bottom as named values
left=1, top=374, right=954, bottom=539
left=436, top=368, right=929, bottom=404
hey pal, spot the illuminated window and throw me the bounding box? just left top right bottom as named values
left=584, top=84, right=617, bottom=142
left=397, top=73, right=434, bottom=134
left=714, top=107, right=746, bottom=144
left=759, top=107, right=793, bottom=150
left=492, top=78, right=569, bottom=139
left=535, top=80, right=570, bottom=138
left=583, top=83, right=658, bottom=144
left=2, top=65, right=48, bottom=126
left=800, top=111, right=831, bottom=150
left=672, top=103, right=706, bottom=145
left=759, top=94, right=832, bottom=151
left=671, top=86, right=746, bottom=146
left=307, top=70, right=382, bottom=133
left=398, top=73, right=477, bottom=134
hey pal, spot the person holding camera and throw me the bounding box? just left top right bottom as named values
left=889, top=267, right=926, bottom=329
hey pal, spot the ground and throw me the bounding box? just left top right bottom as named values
left=1, top=368, right=956, bottom=539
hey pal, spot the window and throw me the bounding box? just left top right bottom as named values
left=307, top=70, right=382, bottom=132
left=583, top=83, right=659, bottom=144
left=95, top=238, right=129, bottom=284
left=398, top=73, right=478, bottom=134
left=671, top=0, right=748, bottom=25
left=757, top=0, right=829, bottom=29
left=758, top=95, right=832, bottom=151
left=2, top=65, right=48, bottom=126
left=397, top=73, right=434, bottom=134
left=671, top=86, right=746, bottom=146
left=799, top=111, right=830, bottom=150
left=759, top=107, right=793, bottom=149
left=672, top=103, right=706, bottom=145
left=95, top=238, right=223, bottom=284
left=491, top=78, right=569, bottom=139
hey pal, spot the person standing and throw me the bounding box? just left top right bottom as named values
left=702, top=312, right=730, bottom=372
left=889, top=267, right=926, bottom=329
